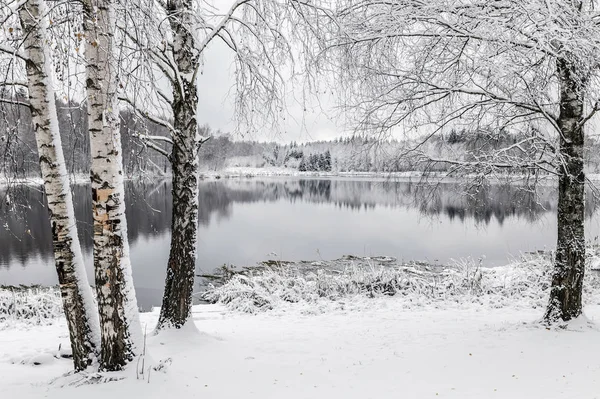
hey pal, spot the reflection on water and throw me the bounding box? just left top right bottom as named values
left=1, top=177, right=599, bottom=309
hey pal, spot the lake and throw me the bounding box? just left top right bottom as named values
left=1, top=176, right=600, bottom=310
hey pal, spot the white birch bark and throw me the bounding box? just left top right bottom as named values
left=18, top=0, right=100, bottom=371
left=119, top=0, right=288, bottom=330
left=156, top=0, right=202, bottom=330
left=83, top=0, right=142, bottom=370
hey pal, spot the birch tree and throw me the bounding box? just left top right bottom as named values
left=0, top=0, right=101, bottom=371
left=118, top=0, right=294, bottom=329
left=82, top=0, right=142, bottom=369
left=302, top=0, right=600, bottom=323
left=152, top=0, right=205, bottom=330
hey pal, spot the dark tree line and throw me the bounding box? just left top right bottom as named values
left=298, top=151, right=332, bottom=172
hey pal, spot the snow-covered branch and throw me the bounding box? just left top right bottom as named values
left=0, top=97, right=29, bottom=107
left=119, top=95, right=175, bottom=133
left=137, top=133, right=172, bottom=158
left=144, top=134, right=173, bottom=145
left=0, top=43, right=28, bottom=61
left=195, top=0, right=250, bottom=61
left=0, top=80, right=27, bottom=88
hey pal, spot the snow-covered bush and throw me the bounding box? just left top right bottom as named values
left=0, top=286, right=63, bottom=328
left=203, top=255, right=600, bottom=313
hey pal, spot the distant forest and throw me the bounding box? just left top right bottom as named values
left=4, top=98, right=600, bottom=179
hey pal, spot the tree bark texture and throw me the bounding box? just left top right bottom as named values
left=157, top=0, right=201, bottom=330
left=83, top=0, right=142, bottom=370
left=544, top=57, right=586, bottom=323
left=19, top=0, right=100, bottom=371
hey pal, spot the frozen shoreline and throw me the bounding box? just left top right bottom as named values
left=3, top=252, right=597, bottom=324
left=7, top=167, right=600, bottom=187
left=1, top=254, right=553, bottom=326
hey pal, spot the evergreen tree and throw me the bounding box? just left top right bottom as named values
left=324, top=150, right=332, bottom=171
left=309, top=154, right=318, bottom=171
left=299, top=157, right=307, bottom=171
left=318, top=153, right=326, bottom=170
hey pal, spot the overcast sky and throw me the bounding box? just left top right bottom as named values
left=195, top=2, right=344, bottom=144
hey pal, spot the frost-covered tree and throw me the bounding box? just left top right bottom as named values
left=303, top=0, right=600, bottom=323
left=299, top=157, right=307, bottom=171
left=0, top=0, right=101, bottom=371
left=82, top=0, right=142, bottom=369
left=119, top=0, right=296, bottom=329
left=324, top=150, right=332, bottom=171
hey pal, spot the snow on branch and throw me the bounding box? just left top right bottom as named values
left=195, top=0, right=251, bottom=61
left=0, top=80, right=27, bottom=88
left=0, top=44, right=27, bottom=62
left=0, top=97, right=29, bottom=107
left=141, top=137, right=171, bottom=159
left=144, top=134, right=173, bottom=144
left=295, top=0, right=600, bottom=146
left=119, top=95, right=175, bottom=133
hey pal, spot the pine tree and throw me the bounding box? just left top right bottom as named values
left=325, top=150, right=332, bottom=171
left=318, top=153, right=325, bottom=171
left=299, top=157, right=307, bottom=171
left=309, top=154, right=318, bottom=171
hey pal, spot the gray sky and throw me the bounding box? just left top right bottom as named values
left=195, top=3, right=343, bottom=144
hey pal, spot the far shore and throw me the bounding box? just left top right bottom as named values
left=3, top=167, right=594, bottom=187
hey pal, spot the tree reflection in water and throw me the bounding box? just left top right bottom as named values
left=1, top=177, right=598, bottom=271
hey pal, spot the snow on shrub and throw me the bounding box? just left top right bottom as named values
left=0, top=286, right=63, bottom=328
left=202, top=255, right=600, bottom=313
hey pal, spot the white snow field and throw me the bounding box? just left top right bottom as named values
left=1, top=301, right=600, bottom=399
left=3, top=257, right=600, bottom=399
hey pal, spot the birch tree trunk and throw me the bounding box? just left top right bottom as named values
left=544, top=58, right=586, bottom=323
left=83, top=0, right=142, bottom=370
left=18, top=0, right=100, bottom=371
left=157, top=0, right=201, bottom=330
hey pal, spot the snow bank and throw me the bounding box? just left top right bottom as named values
left=203, top=255, right=600, bottom=313
left=0, top=174, right=92, bottom=187
left=197, top=167, right=567, bottom=183
left=5, top=254, right=600, bottom=326
left=199, top=167, right=426, bottom=179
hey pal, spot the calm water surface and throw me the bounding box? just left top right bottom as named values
left=2, top=177, right=599, bottom=309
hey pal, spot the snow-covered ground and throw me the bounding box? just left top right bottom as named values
left=2, top=301, right=600, bottom=399
left=4, top=253, right=600, bottom=399
left=3, top=256, right=600, bottom=398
